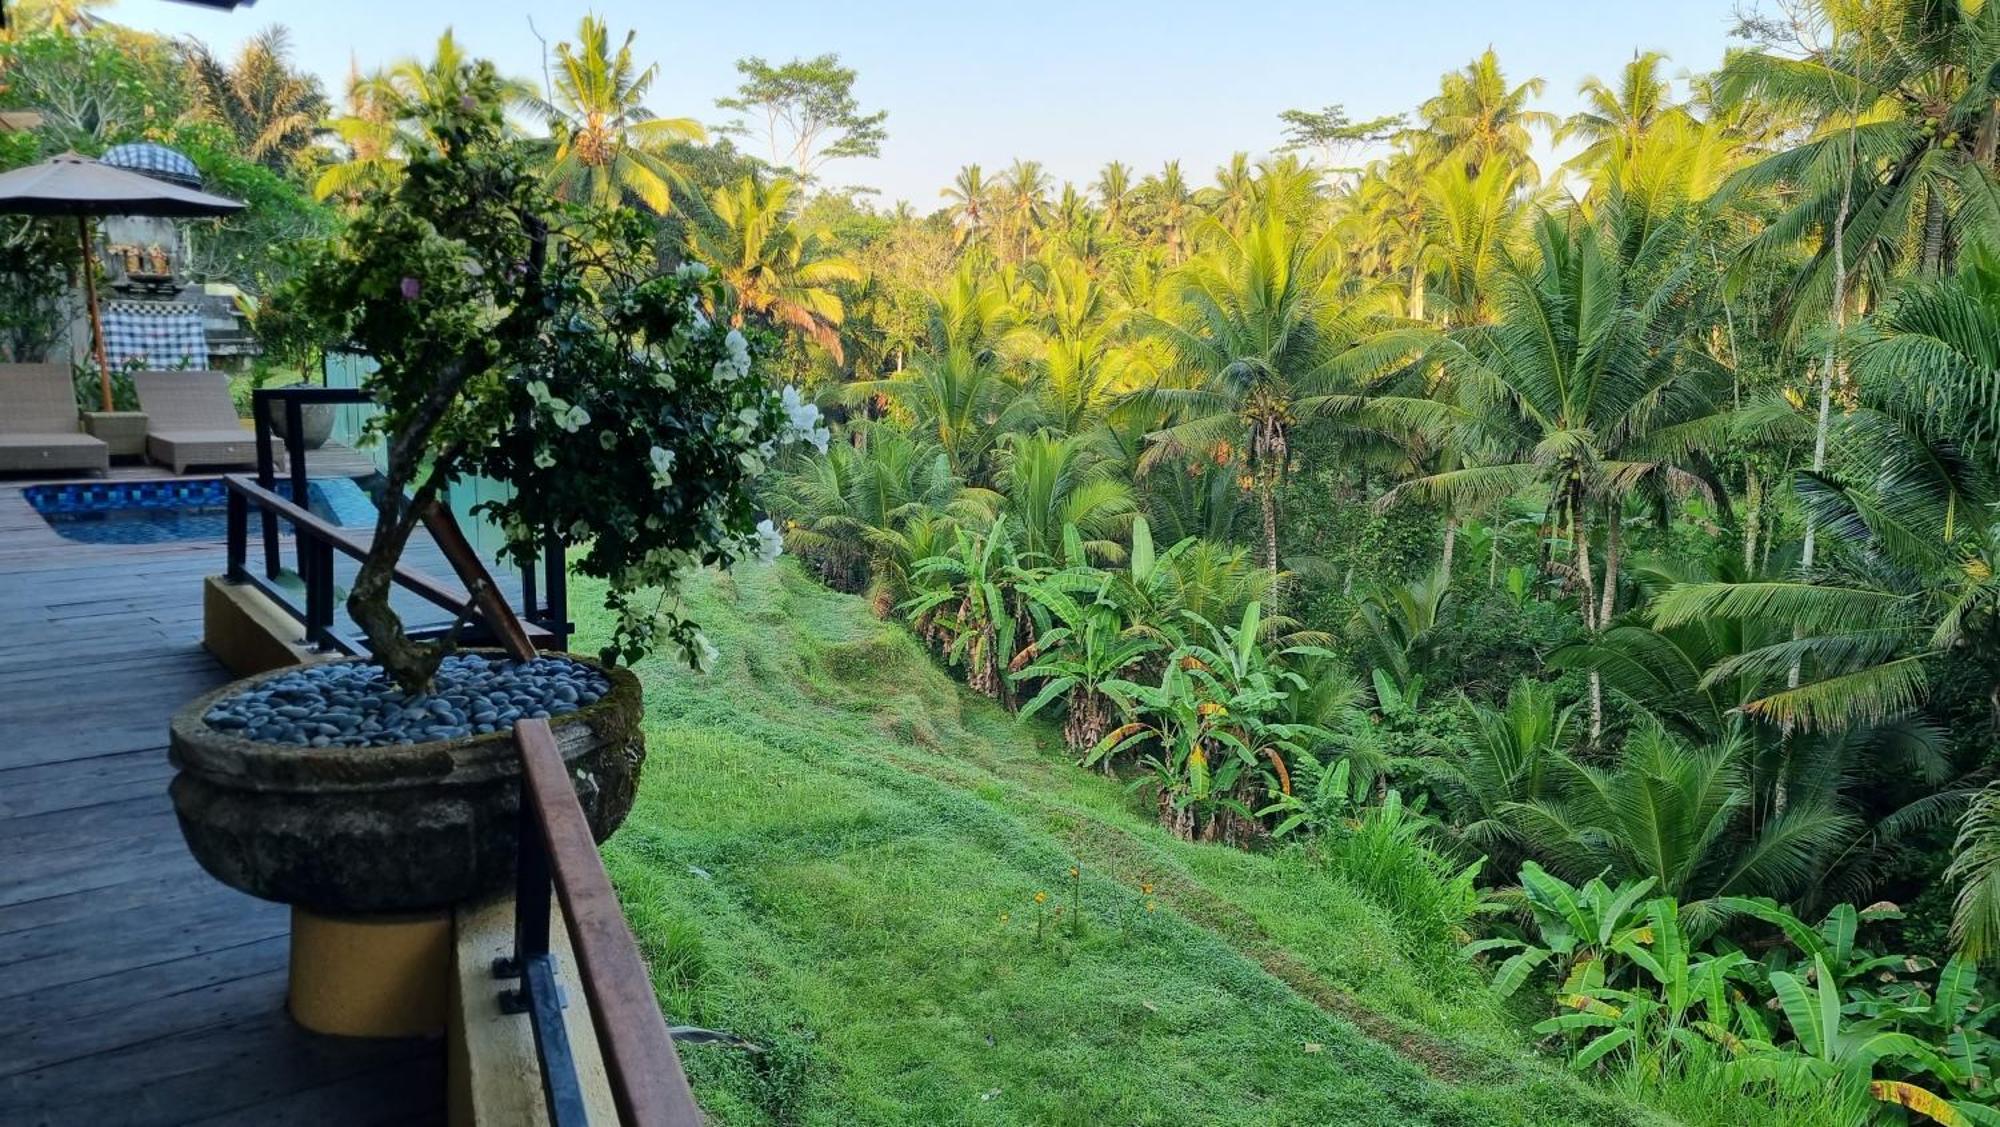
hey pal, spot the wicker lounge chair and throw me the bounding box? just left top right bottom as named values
left=134, top=370, right=256, bottom=474
left=0, top=363, right=108, bottom=475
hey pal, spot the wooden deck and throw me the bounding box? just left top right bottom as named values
left=0, top=474, right=445, bottom=1126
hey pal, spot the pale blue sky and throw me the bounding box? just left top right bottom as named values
left=122, top=0, right=1752, bottom=204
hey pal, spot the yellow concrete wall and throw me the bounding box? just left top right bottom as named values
left=450, top=896, right=619, bottom=1127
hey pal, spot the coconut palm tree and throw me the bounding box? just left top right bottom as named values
left=1132, top=214, right=1371, bottom=580
left=1386, top=204, right=1732, bottom=736
left=1412, top=48, right=1557, bottom=184
left=687, top=174, right=862, bottom=360
left=520, top=16, right=705, bottom=213
left=1143, top=160, right=1196, bottom=263
left=998, top=158, right=1052, bottom=261
left=941, top=163, right=997, bottom=251
left=767, top=424, right=995, bottom=609
left=1015, top=254, right=1136, bottom=432
left=181, top=26, right=328, bottom=172
left=1420, top=159, right=1530, bottom=327
left=1714, top=0, right=2000, bottom=316
left=1096, top=160, right=1136, bottom=236
left=1202, top=152, right=1257, bottom=231
left=994, top=429, right=1136, bottom=566
left=314, top=63, right=408, bottom=202
left=1558, top=50, right=1685, bottom=175
left=1650, top=258, right=2000, bottom=736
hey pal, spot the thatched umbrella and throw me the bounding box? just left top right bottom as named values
left=0, top=151, right=243, bottom=410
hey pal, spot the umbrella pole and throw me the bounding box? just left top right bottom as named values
left=77, top=216, right=112, bottom=412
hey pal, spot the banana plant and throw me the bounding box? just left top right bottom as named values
left=1728, top=955, right=1963, bottom=1113
left=1715, top=896, right=1931, bottom=996
left=1010, top=563, right=1161, bottom=755
left=1095, top=602, right=1336, bottom=841
left=1464, top=861, right=1656, bottom=998
left=904, top=516, right=1025, bottom=702
left=1530, top=897, right=1751, bottom=1072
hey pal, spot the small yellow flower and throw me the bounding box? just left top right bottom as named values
left=998, top=912, right=1010, bottom=924
left=1034, top=891, right=1047, bottom=904
left=1140, top=882, right=1154, bottom=896
left=1068, top=866, right=1080, bottom=879
left=1146, top=900, right=1158, bottom=913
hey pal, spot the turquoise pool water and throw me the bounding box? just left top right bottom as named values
left=25, top=477, right=378, bottom=545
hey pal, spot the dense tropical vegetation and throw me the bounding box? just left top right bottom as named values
left=7, top=1, right=2000, bottom=1122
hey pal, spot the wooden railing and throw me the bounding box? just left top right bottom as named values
left=246, top=385, right=572, bottom=652
left=502, top=719, right=704, bottom=1126
left=222, top=473, right=553, bottom=656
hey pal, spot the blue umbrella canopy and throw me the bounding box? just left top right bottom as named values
left=101, top=142, right=204, bottom=190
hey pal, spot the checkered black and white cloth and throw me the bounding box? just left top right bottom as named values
left=102, top=301, right=209, bottom=370
left=100, top=143, right=205, bottom=189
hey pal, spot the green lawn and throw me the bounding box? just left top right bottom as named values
left=572, top=562, right=1645, bottom=1126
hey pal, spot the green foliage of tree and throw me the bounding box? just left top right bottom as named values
left=715, top=52, right=887, bottom=180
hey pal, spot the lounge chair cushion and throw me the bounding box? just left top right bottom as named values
left=0, top=364, right=107, bottom=474
left=133, top=371, right=254, bottom=473
left=146, top=430, right=257, bottom=475
left=0, top=432, right=109, bottom=473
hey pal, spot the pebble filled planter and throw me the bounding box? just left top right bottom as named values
left=168, top=651, right=645, bottom=914
left=202, top=653, right=610, bottom=747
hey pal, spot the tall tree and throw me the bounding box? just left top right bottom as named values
left=1275, top=102, right=1405, bottom=171
left=940, top=163, right=996, bottom=251
left=715, top=53, right=887, bottom=180
left=1412, top=48, right=1556, bottom=184
left=522, top=16, right=705, bottom=213
left=1134, top=215, right=1370, bottom=581
left=687, top=174, right=862, bottom=361
left=998, top=158, right=1052, bottom=262
left=180, top=25, right=328, bottom=173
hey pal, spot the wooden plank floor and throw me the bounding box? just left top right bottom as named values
left=0, top=482, right=445, bottom=1126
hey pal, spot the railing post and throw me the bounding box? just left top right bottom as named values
left=286, top=396, right=310, bottom=576
left=226, top=485, right=247, bottom=581
left=542, top=531, right=568, bottom=652
left=251, top=391, right=281, bottom=579
left=304, top=534, right=335, bottom=649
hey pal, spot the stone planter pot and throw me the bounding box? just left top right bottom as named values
left=167, top=653, right=644, bottom=915
left=262, top=399, right=336, bottom=451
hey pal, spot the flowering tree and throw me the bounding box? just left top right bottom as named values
left=278, top=59, right=825, bottom=692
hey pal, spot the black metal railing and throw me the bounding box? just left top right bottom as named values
left=243, top=385, right=571, bottom=651
left=500, top=719, right=704, bottom=1127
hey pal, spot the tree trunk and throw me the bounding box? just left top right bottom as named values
left=1260, top=476, right=1280, bottom=586
left=1922, top=184, right=1948, bottom=276
left=1598, top=505, right=1621, bottom=629
left=1407, top=268, right=1425, bottom=321
left=1572, top=504, right=1602, bottom=741
left=1488, top=526, right=1501, bottom=588
left=1440, top=517, right=1458, bottom=581
left=1795, top=139, right=1854, bottom=693
left=1742, top=470, right=1761, bottom=576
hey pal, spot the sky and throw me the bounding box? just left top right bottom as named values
left=118, top=0, right=1757, bottom=205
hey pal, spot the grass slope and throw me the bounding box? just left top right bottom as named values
left=573, top=562, right=1646, bottom=1126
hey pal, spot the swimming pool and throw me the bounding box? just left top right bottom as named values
left=25, top=477, right=379, bottom=545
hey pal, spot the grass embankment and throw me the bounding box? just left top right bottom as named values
left=572, top=562, right=1643, bottom=1126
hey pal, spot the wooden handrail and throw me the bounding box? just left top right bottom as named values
left=515, top=719, right=704, bottom=1126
